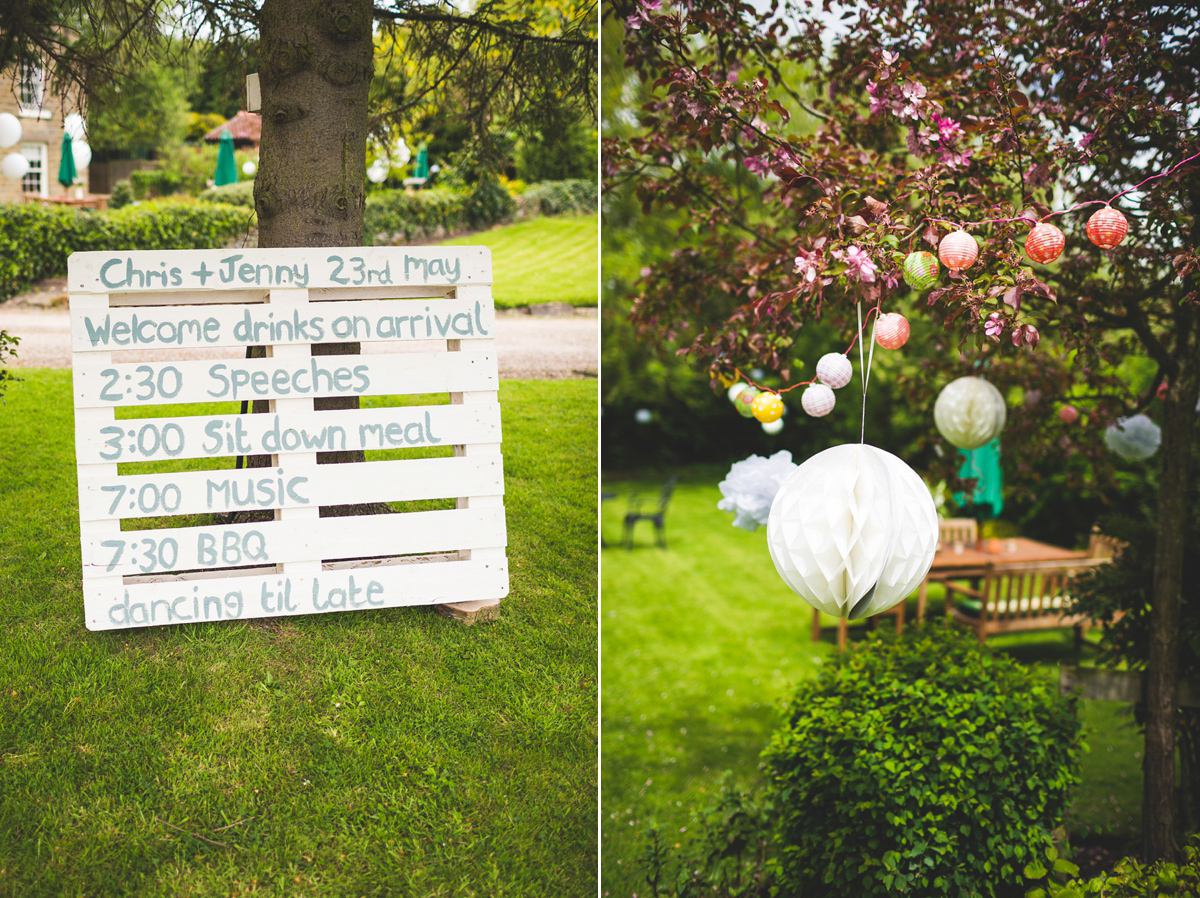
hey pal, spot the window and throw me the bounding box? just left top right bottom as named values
left=18, top=63, right=45, bottom=116
left=20, top=144, right=46, bottom=196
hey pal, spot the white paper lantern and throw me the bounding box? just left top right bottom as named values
left=933, top=376, right=1007, bottom=449
left=367, top=162, right=389, bottom=184
left=727, top=382, right=752, bottom=403
left=2, top=152, right=30, bottom=180
left=762, top=418, right=784, bottom=434
left=393, top=138, right=412, bottom=165
left=816, top=352, right=853, bottom=389
left=801, top=383, right=836, bottom=417
left=71, top=140, right=91, bottom=174
left=0, top=113, right=21, bottom=149
left=241, top=159, right=256, bottom=176
left=767, top=444, right=938, bottom=619
left=1104, top=414, right=1161, bottom=460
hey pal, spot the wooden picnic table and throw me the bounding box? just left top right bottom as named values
left=917, top=536, right=1089, bottom=621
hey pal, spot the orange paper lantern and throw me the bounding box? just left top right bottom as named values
left=1086, top=206, right=1128, bottom=249
left=874, top=312, right=910, bottom=349
left=1025, top=223, right=1065, bottom=264
left=938, top=230, right=979, bottom=272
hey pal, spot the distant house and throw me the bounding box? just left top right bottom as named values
left=203, top=110, right=261, bottom=148
left=0, top=61, right=88, bottom=204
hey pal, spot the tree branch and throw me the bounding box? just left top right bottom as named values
left=373, top=5, right=596, bottom=48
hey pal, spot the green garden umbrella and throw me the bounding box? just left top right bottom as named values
left=57, top=131, right=76, bottom=187
left=953, top=438, right=1004, bottom=518
left=415, top=147, right=428, bottom=179
left=214, top=130, right=238, bottom=186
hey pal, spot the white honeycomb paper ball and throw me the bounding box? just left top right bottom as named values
left=933, top=376, right=1007, bottom=449
left=767, top=443, right=938, bottom=620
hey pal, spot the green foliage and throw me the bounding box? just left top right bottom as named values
left=365, top=188, right=469, bottom=244
left=0, top=200, right=251, bottom=302
left=517, top=117, right=596, bottom=182
left=185, top=112, right=228, bottom=142
left=86, top=50, right=189, bottom=158
left=199, top=181, right=256, bottom=208
left=464, top=180, right=517, bottom=230
left=0, top=328, right=19, bottom=400
left=108, top=180, right=134, bottom=210
left=762, top=628, right=1084, bottom=898
left=1028, top=837, right=1200, bottom=897
left=129, top=168, right=184, bottom=200
left=515, top=179, right=597, bottom=218
left=639, top=778, right=776, bottom=898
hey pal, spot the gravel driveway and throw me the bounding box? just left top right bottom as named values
left=0, top=280, right=597, bottom=380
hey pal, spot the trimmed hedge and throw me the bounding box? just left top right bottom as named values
left=0, top=199, right=251, bottom=302
left=515, top=179, right=596, bottom=218
left=198, top=181, right=256, bottom=208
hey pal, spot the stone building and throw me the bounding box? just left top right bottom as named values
left=0, top=61, right=88, bottom=204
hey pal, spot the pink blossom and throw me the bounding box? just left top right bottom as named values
left=881, top=50, right=899, bottom=66
left=984, top=312, right=1004, bottom=339
left=834, top=245, right=876, bottom=283
left=743, top=155, right=770, bottom=177
left=793, top=249, right=820, bottom=283
left=932, top=114, right=962, bottom=141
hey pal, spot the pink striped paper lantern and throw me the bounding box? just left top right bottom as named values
left=875, top=312, right=910, bottom=350
left=801, top=383, right=836, bottom=417
left=1025, top=223, right=1065, bottom=264
left=815, top=352, right=853, bottom=389
left=1086, top=206, right=1128, bottom=249
left=938, top=230, right=979, bottom=272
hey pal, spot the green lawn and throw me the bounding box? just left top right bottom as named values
left=0, top=370, right=597, bottom=897
left=437, top=215, right=597, bottom=309
left=601, top=467, right=1144, bottom=897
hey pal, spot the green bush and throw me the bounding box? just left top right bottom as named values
left=108, top=180, right=134, bottom=210
left=1030, top=837, right=1200, bottom=897
left=129, top=168, right=184, bottom=200
left=199, top=181, right=256, bottom=208
left=516, top=179, right=597, bottom=218
left=762, top=628, right=1084, bottom=898
left=0, top=199, right=251, bottom=301
left=464, top=180, right=516, bottom=230
left=364, top=187, right=469, bottom=244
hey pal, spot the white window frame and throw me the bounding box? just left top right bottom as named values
left=20, top=143, right=47, bottom=197
left=17, top=63, right=51, bottom=119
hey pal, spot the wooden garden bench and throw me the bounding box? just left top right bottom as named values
left=944, top=557, right=1109, bottom=642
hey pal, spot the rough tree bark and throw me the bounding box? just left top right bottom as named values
left=1143, top=300, right=1200, bottom=861
left=254, top=0, right=376, bottom=517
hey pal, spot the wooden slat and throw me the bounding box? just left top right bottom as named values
left=78, top=455, right=504, bottom=521
left=68, top=246, right=492, bottom=294
left=75, top=403, right=502, bottom=464
left=73, top=350, right=497, bottom=408
left=70, top=297, right=496, bottom=352
left=82, top=556, right=510, bottom=630
left=82, top=506, right=507, bottom=576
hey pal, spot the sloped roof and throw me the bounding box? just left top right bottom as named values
left=203, top=110, right=261, bottom=145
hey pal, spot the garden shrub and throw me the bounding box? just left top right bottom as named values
left=199, top=181, right=256, bottom=208
left=515, top=179, right=597, bottom=217
left=762, top=627, right=1083, bottom=898
left=364, top=187, right=467, bottom=244
left=0, top=199, right=250, bottom=301
left=464, top=180, right=516, bottom=230
left=1028, top=836, right=1200, bottom=897
left=129, top=168, right=183, bottom=200
left=108, top=180, right=135, bottom=210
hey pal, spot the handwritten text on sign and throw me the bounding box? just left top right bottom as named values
left=69, top=246, right=508, bottom=631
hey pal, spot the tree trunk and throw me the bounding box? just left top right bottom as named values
left=254, top=0, right=377, bottom=517
left=1143, top=314, right=1199, bottom=862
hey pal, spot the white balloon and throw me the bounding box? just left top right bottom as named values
left=367, top=162, right=389, bottom=184
left=242, top=160, right=256, bottom=176
left=393, top=138, right=411, bottom=165
left=63, top=113, right=85, bottom=140
left=0, top=113, right=21, bottom=149
left=767, top=444, right=939, bottom=620
left=1104, top=414, right=1161, bottom=460
left=634, top=408, right=652, bottom=424
left=934, top=376, right=1007, bottom=449
left=2, top=152, right=30, bottom=180
left=71, top=140, right=91, bottom=173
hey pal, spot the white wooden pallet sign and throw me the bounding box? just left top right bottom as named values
left=69, top=246, right=508, bottom=630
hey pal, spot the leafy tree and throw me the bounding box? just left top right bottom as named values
left=86, top=47, right=189, bottom=158
left=605, top=0, right=1199, bottom=860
